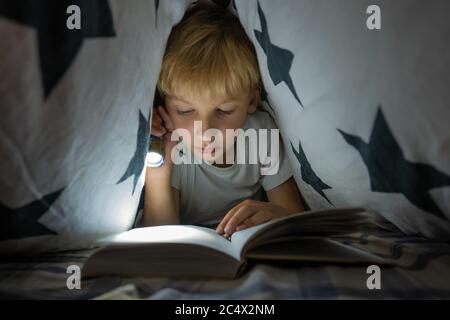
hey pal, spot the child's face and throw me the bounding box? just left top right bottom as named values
left=165, top=89, right=260, bottom=163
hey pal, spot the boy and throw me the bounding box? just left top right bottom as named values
left=144, top=4, right=304, bottom=237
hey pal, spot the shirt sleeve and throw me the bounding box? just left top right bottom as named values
left=258, top=112, right=293, bottom=191
left=260, top=137, right=293, bottom=191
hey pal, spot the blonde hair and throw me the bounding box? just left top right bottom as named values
left=157, top=4, right=261, bottom=101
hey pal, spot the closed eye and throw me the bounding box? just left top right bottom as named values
left=217, top=109, right=234, bottom=115
left=176, top=109, right=193, bottom=115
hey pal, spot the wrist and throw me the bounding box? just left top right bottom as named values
left=146, top=163, right=172, bottom=182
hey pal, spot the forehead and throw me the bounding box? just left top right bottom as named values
left=167, top=91, right=249, bottom=107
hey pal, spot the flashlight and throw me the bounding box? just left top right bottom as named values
left=146, top=135, right=165, bottom=167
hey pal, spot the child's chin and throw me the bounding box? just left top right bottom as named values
left=199, top=151, right=217, bottom=163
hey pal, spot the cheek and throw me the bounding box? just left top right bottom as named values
left=220, top=109, right=248, bottom=130
left=170, top=116, right=192, bottom=132
left=215, top=113, right=244, bottom=130
left=170, top=117, right=195, bottom=147
left=217, top=114, right=246, bottom=137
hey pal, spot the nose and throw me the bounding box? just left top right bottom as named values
left=194, top=118, right=215, bottom=146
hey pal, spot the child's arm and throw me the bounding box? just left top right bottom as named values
left=266, top=177, right=305, bottom=213
left=143, top=169, right=179, bottom=226
left=143, top=106, right=180, bottom=226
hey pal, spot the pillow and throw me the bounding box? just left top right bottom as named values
left=234, top=0, right=450, bottom=240
left=0, top=0, right=189, bottom=254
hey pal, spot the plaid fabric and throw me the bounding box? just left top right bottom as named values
left=1, top=224, right=450, bottom=299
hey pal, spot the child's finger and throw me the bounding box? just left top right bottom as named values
left=151, top=123, right=166, bottom=136
left=236, top=211, right=272, bottom=231
left=216, top=205, right=239, bottom=234
left=216, top=219, right=229, bottom=235
left=223, top=204, right=257, bottom=235
left=158, top=106, right=175, bottom=131
left=152, top=121, right=165, bottom=131
left=216, top=200, right=249, bottom=234
left=152, top=111, right=163, bottom=124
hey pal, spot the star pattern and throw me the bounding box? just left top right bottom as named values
left=338, top=107, right=450, bottom=219
left=154, top=0, right=159, bottom=28
left=254, top=1, right=303, bottom=108
left=290, top=140, right=332, bottom=204
left=117, top=110, right=150, bottom=195
left=212, top=0, right=231, bottom=8
left=232, top=0, right=237, bottom=13
left=0, top=188, right=64, bottom=240
left=261, top=86, right=275, bottom=114
left=132, top=185, right=146, bottom=228
left=0, top=0, right=116, bottom=99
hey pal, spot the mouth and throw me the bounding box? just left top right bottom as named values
left=196, top=145, right=215, bottom=153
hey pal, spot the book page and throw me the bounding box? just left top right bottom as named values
left=101, top=225, right=242, bottom=260
left=228, top=207, right=370, bottom=259
left=98, top=208, right=369, bottom=262
left=229, top=222, right=270, bottom=258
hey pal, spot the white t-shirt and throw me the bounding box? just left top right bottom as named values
left=171, top=109, right=293, bottom=226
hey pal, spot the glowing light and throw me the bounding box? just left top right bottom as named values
left=146, top=151, right=164, bottom=167
left=106, top=225, right=242, bottom=260
left=112, top=225, right=202, bottom=243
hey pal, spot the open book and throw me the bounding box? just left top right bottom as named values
left=82, top=208, right=388, bottom=279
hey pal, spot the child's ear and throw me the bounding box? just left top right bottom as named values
left=247, top=87, right=261, bottom=114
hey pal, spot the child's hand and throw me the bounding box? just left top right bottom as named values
left=150, top=106, right=179, bottom=171
left=151, top=105, right=172, bottom=138
left=215, top=199, right=291, bottom=237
